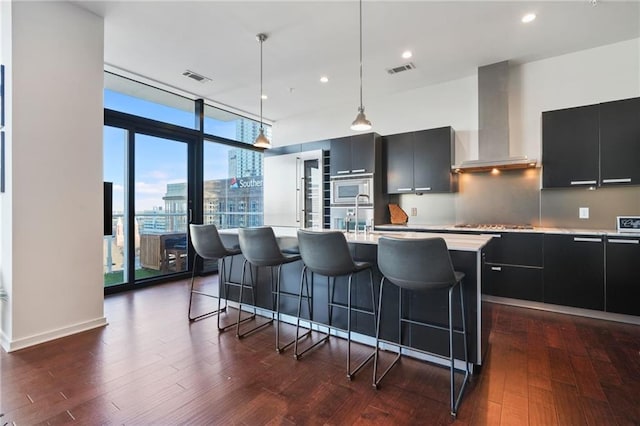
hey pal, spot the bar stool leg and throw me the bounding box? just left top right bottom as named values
left=217, top=256, right=253, bottom=332
left=448, top=286, right=455, bottom=416
left=294, top=267, right=328, bottom=360
left=450, top=281, right=470, bottom=417
left=236, top=261, right=273, bottom=339
left=372, top=277, right=401, bottom=389
left=275, top=264, right=300, bottom=353
left=346, top=269, right=377, bottom=381
left=346, top=274, right=352, bottom=380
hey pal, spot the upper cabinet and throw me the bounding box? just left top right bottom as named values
left=542, top=105, right=600, bottom=188
left=330, top=133, right=379, bottom=176
left=542, top=97, right=640, bottom=189
left=599, top=97, right=640, bottom=185
left=384, top=127, right=457, bottom=194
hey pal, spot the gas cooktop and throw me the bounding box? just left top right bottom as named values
left=454, top=224, right=534, bottom=230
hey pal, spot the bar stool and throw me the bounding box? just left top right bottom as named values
left=188, top=224, right=247, bottom=332
left=373, top=236, right=470, bottom=417
left=237, top=227, right=302, bottom=353
left=294, top=229, right=377, bottom=380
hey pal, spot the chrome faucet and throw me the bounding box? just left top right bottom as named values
left=354, top=193, right=370, bottom=235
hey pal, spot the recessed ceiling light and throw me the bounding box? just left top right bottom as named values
left=521, top=13, right=536, bottom=23
left=261, top=94, right=268, bottom=100
left=402, top=50, right=413, bottom=59
left=320, top=76, right=329, bottom=83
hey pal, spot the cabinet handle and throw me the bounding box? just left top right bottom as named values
left=602, top=178, right=632, bottom=184
left=570, top=180, right=597, bottom=185
left=491, top=266, right=502, bottom=271
left=481, top=234, right=501, bottom=238
left=415, top=187, right=432, bottom=191
left=352, top=169, right=366, bottom=173
left=573, top=237, right=602, bottom=243
left=337, top=170, right=350, bottom=174
left=608, top=239, right=639, bottom=244
left=396, top=188, right=413, bottom=191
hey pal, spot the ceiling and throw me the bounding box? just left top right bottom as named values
left=75, top=1, right=640, bottom=123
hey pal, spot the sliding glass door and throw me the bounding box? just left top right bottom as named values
left=104, top=122, right=195, bottom=289
left=135, top=134, right=189, bottom=279
left=103, top=126, right=128, bottom=287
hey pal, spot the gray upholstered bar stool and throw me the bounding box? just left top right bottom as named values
left=237, top=227, right=301, bottom=353
left=188, top=224, right=244, bottom=331
left=374, top=236, right=470, bottom=418
left=294, top=229, right=377, bottom=380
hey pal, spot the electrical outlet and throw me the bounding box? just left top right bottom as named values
left=411, top=207, right=417, bottom=216
left=579, top=207, right=589, bottom=219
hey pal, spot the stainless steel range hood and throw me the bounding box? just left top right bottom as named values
left=453, top=61, right=537, bottom=173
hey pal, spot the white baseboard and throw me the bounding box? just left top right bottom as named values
left=1, top=316, right=108, bottom=352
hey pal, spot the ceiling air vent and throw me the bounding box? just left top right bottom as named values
left=182, top=70, right=212, bottom=83
left=386, top=62, right=416, bottom=75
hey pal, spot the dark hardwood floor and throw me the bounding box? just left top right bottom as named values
left=2, top=275, right=639, bottom=425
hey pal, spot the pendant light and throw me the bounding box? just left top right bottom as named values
left=350, top=0, right=372, bottom=131
left=253, top=33, right=271, bottom=149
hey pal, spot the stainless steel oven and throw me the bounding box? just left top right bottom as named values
left=330, top=175, right=373, bottom=206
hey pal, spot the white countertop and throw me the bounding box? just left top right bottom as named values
left=375, top=224, right=640, bottom=237
left=220, top=227, right=493, bottom=252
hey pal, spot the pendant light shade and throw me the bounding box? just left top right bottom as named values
left=350, top=0, right=372, bottom=131
left=253, top=33, right=271, bottom=149
left=351, top=107, right=372, bottom=131
left=253, top=128, right=271, bottom=149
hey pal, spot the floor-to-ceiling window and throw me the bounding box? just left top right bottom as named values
left=203, top=141, right=263, bottom=230
left=103, top=72, right=267, bottom=292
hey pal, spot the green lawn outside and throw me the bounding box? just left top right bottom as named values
left=104, top=268, right=164, bottom=287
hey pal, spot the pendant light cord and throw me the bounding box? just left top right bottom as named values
left=358, top=0, right=363, bottom=111
left=259, top=35, right=264, bottom=131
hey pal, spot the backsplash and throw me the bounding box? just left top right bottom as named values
left=541, top=185, right=640, bottom=229
left=400, top=168, right=640, bottom=230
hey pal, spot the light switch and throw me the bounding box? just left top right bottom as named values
left=411, top=207, right=417, bottom=216
left=579, top=207, right=589, bottom=219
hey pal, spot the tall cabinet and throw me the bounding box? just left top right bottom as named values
left=329, top=133, right=394, bottom=225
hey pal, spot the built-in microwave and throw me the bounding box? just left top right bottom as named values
left=330, top=175, right=373, bottom=206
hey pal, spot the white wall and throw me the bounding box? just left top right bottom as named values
left=0, top=2, right=106, bottom=351
left=273, top=75, right=479, bottom=165
left=511, top=37, right=640, bottom=162
left=274, top=38, right=640, bottom=161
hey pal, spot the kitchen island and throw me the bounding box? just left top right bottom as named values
left=218, top=227, right=493, bottom=369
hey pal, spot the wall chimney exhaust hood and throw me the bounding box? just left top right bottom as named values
left=452, top=61, right=537, bottom=173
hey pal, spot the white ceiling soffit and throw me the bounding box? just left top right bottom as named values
left=76, top=1, right=640, bottom=122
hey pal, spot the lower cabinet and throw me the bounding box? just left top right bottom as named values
left=482, top=232, right=544, bottom=302
left=543, top=234, right=604, bottom=311
left=484, top=264, right=543, bottom=302
left=606, top=236, right=640, bottom=316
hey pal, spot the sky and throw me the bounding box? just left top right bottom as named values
left=103, top=90, right=255, bottom=211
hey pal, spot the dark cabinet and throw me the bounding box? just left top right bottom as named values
left=542, top=105, right=600, bottom=188
left=543, top=234, right=604, bottom=311
left=482, top=233, right=543, bottom=302
left=542, top=97, right=640, bottom=188
left=385, top=132, right=414, bottom=193
left=599, top=97, right=640, bottom=186
left=484, top=264, right=543, bottom=302
left=385, top=127, right=457, bottom=194
left=483, top=232, right=543, bottom=267
left=605, top=236, right=640, bottom=316
left=330, top=133, right=377, bottom=176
